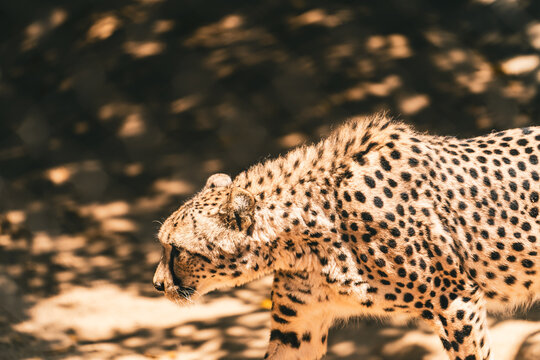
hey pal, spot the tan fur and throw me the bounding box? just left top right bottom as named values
left=154, top=114, right=539, bottom=360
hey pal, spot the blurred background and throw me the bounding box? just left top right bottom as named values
left=1, top=0, right=540, bottom=359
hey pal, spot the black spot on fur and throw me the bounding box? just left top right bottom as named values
left=270, top=330, right=300, bottom=348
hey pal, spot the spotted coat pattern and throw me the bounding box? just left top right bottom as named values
left=153, top=114, right=540, bottom=360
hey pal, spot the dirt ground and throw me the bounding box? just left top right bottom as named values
left=1, top=0, right=540, bottom=359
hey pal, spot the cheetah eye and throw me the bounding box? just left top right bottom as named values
left=233, top=211, right=243, bottom=231
left=171, top=244, right=181, bottom=258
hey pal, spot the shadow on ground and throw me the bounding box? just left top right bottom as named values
left=0, top=0, right=539, bottom=359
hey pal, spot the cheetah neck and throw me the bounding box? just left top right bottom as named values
left=236, top=114, right=413, bottom=273
left=250, top=183, right=335, bottom=274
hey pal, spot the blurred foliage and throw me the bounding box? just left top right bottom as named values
left=0, top=0, right=539, bottom=358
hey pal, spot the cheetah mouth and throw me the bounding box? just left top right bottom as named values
left=175, top=285, right=195, bottom=298
left=170, top=271, right=196, bottom=299
left=167, top=246, right=198, bottom=301
left=165, top=284, right=200, bottom=303
left=164, top=283, right=198, bottom=304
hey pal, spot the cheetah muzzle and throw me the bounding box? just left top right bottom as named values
left=153, top=113, right=539, bottom=360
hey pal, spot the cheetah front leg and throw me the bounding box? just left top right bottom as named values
left=427, top=295, right=492, bottom=360
left=264, top=271, right=334, bottom=360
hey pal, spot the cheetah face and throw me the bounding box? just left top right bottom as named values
left=153, top=174, right=264, bottom=305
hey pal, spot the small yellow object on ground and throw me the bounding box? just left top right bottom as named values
left=260, top=299, right=272, bottom=310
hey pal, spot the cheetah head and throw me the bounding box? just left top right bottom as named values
left=153, top=173, right=267, bottom=305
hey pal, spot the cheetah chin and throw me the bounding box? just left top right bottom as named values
left=154, top=113, right=539, bottom=360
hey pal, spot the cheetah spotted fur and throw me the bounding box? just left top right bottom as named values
left=153, top=114, right=540, bottom=360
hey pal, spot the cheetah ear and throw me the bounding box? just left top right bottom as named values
left=219, top=187, right=255, bottom=231
left=205, top=173, right=232, bottom=189
left=228, top=187, right=255, bottom=214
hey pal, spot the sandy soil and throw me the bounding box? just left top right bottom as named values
left=2, top=274, right=540, bottom=359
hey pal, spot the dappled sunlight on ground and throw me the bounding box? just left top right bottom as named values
left=8, top=278, right=272, bottom=359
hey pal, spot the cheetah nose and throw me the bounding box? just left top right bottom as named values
left=153, top=280, right=165, bottom=292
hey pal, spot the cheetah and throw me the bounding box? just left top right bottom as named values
left=153, top=114, right=539, bottom=360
